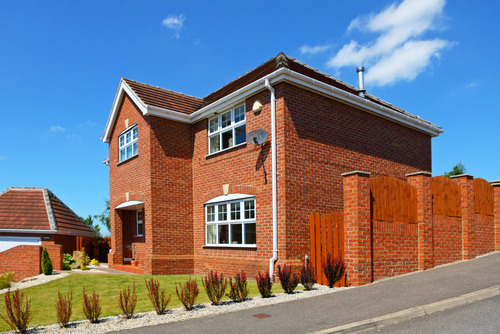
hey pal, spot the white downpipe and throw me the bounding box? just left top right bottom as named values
left=265, top=78, right=278, bottom=281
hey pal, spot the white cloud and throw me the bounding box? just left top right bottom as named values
left=162, top=14, right=185, bottom=39
left=78, top=120, right=96, bottom=128
left=300, top=44, right=331, bottom=55
left=327, top=0, right=452, bottom=87
left=466, top=81, right=480, bottom=88
left=50, top=125, right=66, bottom=132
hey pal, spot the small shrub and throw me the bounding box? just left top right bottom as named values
left=1, top=289, right=32, bottom=334
left=277, top=263, right=299, bottom=294
left=80, top=248, right=89, bottom=271
left=55, top=290, right=72, bottom=328
left=201, top=271, right=227, bottom=306
left=89, top=259, right=100, bottom=266
left=145, top=278, right=171, bottom=315
left=82, top=287, right=102, bottom=323
left=227, top=271, right=248, bottom=302
left=256, top=271, right=273, bottom=298
left=0, top=272, right=15, bottom=290
left=63, top=254, right=75, bottom=271
left=300, top=262, right=317, bottom=291
left=322, top=253, right=346, bottom=288
left=176, top=278, right=199, bottom=311
left=118, top=282, right=137, bottom=319
left=41, top=247, right=53, bottom=275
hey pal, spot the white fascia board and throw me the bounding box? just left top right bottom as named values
left=102, top=80, right=148, bottom=143
left=103, top=68, right=443, bottom=141
left=281, top=70, right=443, bottom=137
left=0, top=229, right=98, bottom=238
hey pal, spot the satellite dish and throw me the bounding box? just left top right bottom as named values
left=247, top=129, right=268, bottom=146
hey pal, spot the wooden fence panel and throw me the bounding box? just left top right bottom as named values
left=474, top=178, right=494, bottom=215
left=431, top=176, right=462, bottom=217
left=370, top=176, right=417, bottom=223
left=309, top=212, right=345, bottom=286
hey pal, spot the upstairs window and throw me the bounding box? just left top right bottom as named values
left=208, top=105, right=246, bottom=154
left=205, top=197, right=256, bottom=246
left=119, top=125, right=138, bottom=162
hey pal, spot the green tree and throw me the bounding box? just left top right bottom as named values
left=41, top=248, right=53, bottom=275
left=80, top=215, right=101, bottom=236
left=444, top=162, right=466, bottom=178
left=94, top=200, right=110, bottom=233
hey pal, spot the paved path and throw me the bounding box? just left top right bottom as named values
left=113, top=252, right=500, bottom=334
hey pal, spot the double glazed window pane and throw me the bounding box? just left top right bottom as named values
left=221, top=112, right=231, bottom=128
left=209, top=118, right=219, bottom=133
left=218, top=225, right=229, bottom=244
left=222, top=131, right=233, bottom=149
left=231, top=203, right=240, bottom=220
left=210, top=136, right=220, bottom=154
left=207, top=225, right=217, bottom=244
left=245, top=223, right=256, bottom=244
left=206, top=205, right=215, bottom=222
left=218, top=204, right=227, bottom=221
left=234, top=106, right=245, bottom=123
left=235, top=125, right=246, bottom=146
left=231, top=224, right=242, bottom=244
left=245, top=200, right=255, bottom=219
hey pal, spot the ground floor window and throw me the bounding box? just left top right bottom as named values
left=136, top=210, right=144, bottom=236
left=205, top=196, right=255, bottom=246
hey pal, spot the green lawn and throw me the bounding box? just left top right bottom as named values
left=0, top=273, right=293, bottom=331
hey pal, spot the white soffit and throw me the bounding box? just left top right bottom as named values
left=115, top=200, right=145, bottom=210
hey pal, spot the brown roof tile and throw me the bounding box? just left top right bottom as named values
left=0, top=188, right=97, bottom=237
left=123, top=78, right=204, bottom=115
left=122, top=53, right=427, bottom=125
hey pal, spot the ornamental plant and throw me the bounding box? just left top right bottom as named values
left=277, top=263, right=299, bottom=294
left=0, top=272, right=15, bottom=290
left=80, top=248, right=89, bottom=271
left=41, top=247, right=53, bottom=275
left=256, top=271, right=273, bottom=298
left=145, top=278, right=171, bottom=315
left=227, top=271, right=248, bottom=302
left=201, top=271, right=227, bottom=306
left=118, top=282, right=137, bottom=319
left=322, top=253, right=346, bottom=288
left=1, top=289, right=32, bottom=334
left=63, top=253, right=75, bottom=270
left=55, top=290, right=72, bottom=328
left=176, top=278, right=199, bottom=311
left=300, top=262, right=317, bottom=291
left=82, top=287, right=102, bottom=323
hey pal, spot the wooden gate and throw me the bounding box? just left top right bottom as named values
left=309, top=212, right=345, bottom=286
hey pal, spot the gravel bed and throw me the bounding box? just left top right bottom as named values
left=17, top=285, right=351, bottom=334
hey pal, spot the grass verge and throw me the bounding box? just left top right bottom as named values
left=0, top=273, right=293, bottom=331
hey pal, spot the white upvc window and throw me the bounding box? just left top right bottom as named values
left=136, top=210, right=144, bottom=237
left=205, top=197, right=256, bottom=246
left=208, top=105, right=246, bottom=154
left=119, top=125, right=138, bottom=162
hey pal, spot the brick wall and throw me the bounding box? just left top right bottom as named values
left=372, top=221, right=418, bottom=280
left=433, top=215, right=462, bottom=266
left=0, top=245, right=41, bottom=281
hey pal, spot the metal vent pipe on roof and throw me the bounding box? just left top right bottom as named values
left=357, top=66, right=366, bottom=98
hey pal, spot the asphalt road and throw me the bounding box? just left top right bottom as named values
left=362, top=295, right=500, bottom=334
left=113, top=252, right=500, bottom=334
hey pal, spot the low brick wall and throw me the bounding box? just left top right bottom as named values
left=42, top=241, right=64, bottom=270
left=0, top=245, right=42, bottom=281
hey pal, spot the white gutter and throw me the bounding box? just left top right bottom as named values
left=265, top=78, right=278, bottom=281
left=102, top=68, right=443, bottom=142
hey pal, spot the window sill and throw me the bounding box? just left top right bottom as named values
left=203, top=244, right=257, bottom=249
left=117, top=154, right=138, bottom=166
left=206, top=142, right=247, bottom=158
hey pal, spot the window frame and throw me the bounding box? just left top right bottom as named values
left=207, top=104, right=246, bottom=155
left=136, top=210, right=144, bottom=237
left=118, top=125, right=138, bottom=162
left=205, top=196, right=256, bottom=247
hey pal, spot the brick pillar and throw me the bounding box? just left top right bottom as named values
left=407, top=172, right=433, bottom=270
left=342, top=170, right=371, bottom=286
left=108, top=209, right=123, bottom=266
left=492, top=181, right=500, bottom=251
left=451, top=174, right=475, bottom=260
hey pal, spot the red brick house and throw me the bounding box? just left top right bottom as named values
left=102, top=53, right=443, bottom=278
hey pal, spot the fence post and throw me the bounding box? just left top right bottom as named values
left=492, top=181, right=500, bottom=251
left=407, top=172, right=433, bottom=270
left=451, top=174, right=475, bottom=260
left=342, top=170, right=371, bottom=286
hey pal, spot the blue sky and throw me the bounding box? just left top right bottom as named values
left=1, top=0, right=498, bottom=235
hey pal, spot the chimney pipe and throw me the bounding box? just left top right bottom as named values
left=357, top=66, right=366, bottom=98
